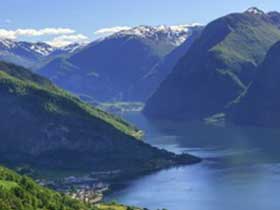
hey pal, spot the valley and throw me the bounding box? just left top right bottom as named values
left=105, top=112, right=280, bottom=210
left=1, top=4, right=280, bottom=210
left=0, top=61, right=200, bottom=209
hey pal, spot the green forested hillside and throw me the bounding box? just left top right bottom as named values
left=0, top=166, right=143, bottom=210
left=229, top=41, right=280, bottom=127
left=0, top=61, right=199, bottom=177
left=144, top=9, right=280, bottom=122
left=0, top=166, right=96, bottom=210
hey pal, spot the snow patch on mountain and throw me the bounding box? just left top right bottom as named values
left=245, top=7, right=265, bottom=15
left=108, top=24, right=204, bottom=46
left=0, top=39, right=16, bottom=49
left=59, top=42, right=85, bottom=53
left=29, top=43, right=55, bottom=56
left=0, top=39, right=83, bottom=56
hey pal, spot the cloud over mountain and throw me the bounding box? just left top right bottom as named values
left=0, top=28, right=75, bottom=39
left=0, top=27, right=90, bottom=47
left=46, top=34, right=89, bottom=47
left=94, top=26, right=131, bottom=36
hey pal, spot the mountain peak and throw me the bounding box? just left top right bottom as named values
left=0, top=38, right=16, bottom=48
left=144, top=8, right=280, bottom=122
left=109, top=24, right=203, bottom=46
left=245, top=7, right=265, bottom=15
left=117, top=24, right=202, bottom=35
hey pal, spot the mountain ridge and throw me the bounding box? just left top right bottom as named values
left=144, top=8, right=280, bottom=122
left=229, top=40, right=280, bottom=127
left=38, top=24, right=204, bottom=102
left=0, top=39, right=84, bottom=68
left=0, top=61, right=200, bottom=177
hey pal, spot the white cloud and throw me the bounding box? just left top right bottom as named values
left=46, top=34, right=90, bottom=47
left=169, top=23, right=204, bottom=31
left=0, top=27, right=89, bottom=48
left=0, top=29, right=15, bottom=39
left=94, top=26, right=131, bottom=36
left=0, top=28, right=75, bottom=39
left=15, top=28, right=75, bottom=36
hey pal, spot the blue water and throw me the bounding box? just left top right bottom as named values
left=105, top=113, right=280, bottom=210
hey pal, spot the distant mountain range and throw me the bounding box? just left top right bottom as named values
left=139, top=28, right=203, bottom=101
left=3, top=9, right=280, bottom=128
left=0, top=39, right=84, bottom=68
left=144, top=8, right=280, bottom=123
left=37, top=24, right=204, bottom=102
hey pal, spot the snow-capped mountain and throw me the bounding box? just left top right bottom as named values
left=0, top=39, right=84, bottom=68
left=0, top=39, right=54, bottom=56
left=245, top=7, right=265, bottom=15
left=49, top=42, right=85, bottom=57
left=27, top=42, right=55, bottom=56
left=109, top=24, right=203, bottom=48
left=38, top=23, right=204, bottom=102
left=60, top=42, right=86, bottom=53
left=0, top=39, right=16, bottom=49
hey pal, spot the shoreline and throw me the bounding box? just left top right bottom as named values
left=37, top=153, right=202, bottom=204
left=30, top=119, right=202, bottom=205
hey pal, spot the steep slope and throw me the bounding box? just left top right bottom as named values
left=229, top=41, right=280, bottom=127
left=0, top=39, right=83, bottom=68
left=0, top=165, right=142, bottom=210
left=0, top=62, right=199, bottom=176
left=38, top=25, right=202, bottom=102
left=267, top=11, right=280, bottom=27
left=0, top=166, right=96, bottom=210
left=135, top=26, right=203, bottom=100
left=144, top=8, right=280, bottom=122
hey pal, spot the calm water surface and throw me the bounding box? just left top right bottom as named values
left=105, top=112, right=280, bottom=210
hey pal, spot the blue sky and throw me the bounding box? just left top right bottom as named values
left=0, top=0, right=279, bottom=46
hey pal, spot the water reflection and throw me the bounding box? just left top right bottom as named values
left=105, top=112, right=280, bottom=210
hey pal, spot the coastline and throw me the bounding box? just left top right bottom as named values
left=37, top=152, right=201, bottom=204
